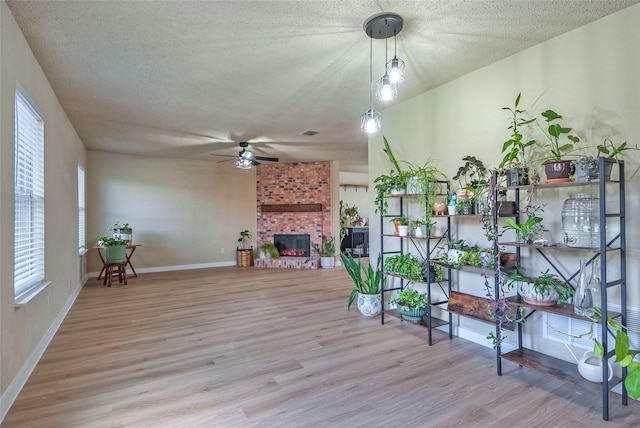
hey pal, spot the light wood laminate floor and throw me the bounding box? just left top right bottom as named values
left=3, top=266, right=638, bottom=427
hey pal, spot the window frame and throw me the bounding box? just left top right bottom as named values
left=14, top=83, right=47, bottom=305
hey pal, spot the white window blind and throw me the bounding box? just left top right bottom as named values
left=14, top=87, right=45, bottom=299
left=78, top=164, right=86, bottom=250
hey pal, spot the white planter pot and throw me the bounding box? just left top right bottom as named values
left=357, top=293, right=381, bottom=317
left=320, top=256, right=335, bottom=268
left=447, top=249, right=464, bottom=264
left=517, top=282, right=558, bottom=306
left=398, top=225, right=409, bottom=237
left=447, top=205, right=456, bottom=215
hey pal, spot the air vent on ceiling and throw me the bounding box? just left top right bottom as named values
left=300, top=130, right=319, bottom=136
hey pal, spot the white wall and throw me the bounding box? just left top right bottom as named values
left=367, top=4, right=640, bottom=357
left=86, top=151, right=257, bottom=274
left=1, top=1, right=87, bottom=416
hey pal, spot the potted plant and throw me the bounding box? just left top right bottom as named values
left=383, top=253, right=423, bottom=281
left=342, top=203, right=359, bottom=225
left=341, top=253, right=383, bottom=317
left=499, top=93, right=536, bottom=185
left=112, top=221, right=133, bottom=244
left=388, top=287, right=428, bottom=322
left=504, top=269, right=574, bottom=306
left=502, top=204, right=546, bottom=244
left=390, top=216, right=409, bottom=236
left=237, top=229, right=253, bottom=267
left=574, top=138, right=640, bottom=182
left=98, top=235, right=128, bottom=263
left=312, top=235, right=336, bottom=268
left=535, top=109, right=581, bottom=182
left=258, top=243, right=280, bottom=259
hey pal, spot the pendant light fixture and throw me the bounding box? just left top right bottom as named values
left=360, top=13, right=404, bottom=134
left=361, top=32, right=381, bottom=134
left=375, top=19, right=397, bottom=102
left=387, top=28, right=405, bottom=84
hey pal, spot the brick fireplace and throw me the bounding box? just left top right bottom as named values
left=255, top=161, right=332, bottom=267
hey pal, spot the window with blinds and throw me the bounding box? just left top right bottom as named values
left=78, top=164, right=85, bottom=251
left=14, top=86, right=45, bottom=301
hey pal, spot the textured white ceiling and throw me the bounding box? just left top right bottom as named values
left=6, top=0, right=639, bottom=173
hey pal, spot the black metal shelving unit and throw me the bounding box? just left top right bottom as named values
left=491, top=157, right=627, bottom=421
left=379, top=181, right=450, bottom=337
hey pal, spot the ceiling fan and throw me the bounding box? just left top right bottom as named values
left=211, top=141, right=279, bottom=169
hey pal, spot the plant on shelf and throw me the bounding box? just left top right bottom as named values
left=258, top=243, right=280, bottom=259
left=98, top=235, right=128, bottom=263
left=391, top=216, right=409, bottom=226
left=311, top=235, right=335, bottom=257
left=535, top=109, right=581, bottom=182
left=383, top=253, right=424, bottom=282
left=456, top=197, right=475, bottom=215
left=502, top=204, right=546, bottom=244
left=388, top=287, right=427, bottom=311
left=388, top=286, right=428, bottom=322
left=499, top=93, right=537, bottom=168
left=452, top=155, right=488, bottom=214
left=503, top=268, right=574, bottom=306
left=341, top=253, right=383, bottom=316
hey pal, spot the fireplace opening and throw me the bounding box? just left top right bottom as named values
left=274, top=234, right=310, bottom=257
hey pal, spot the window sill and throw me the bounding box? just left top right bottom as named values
left=79, top=248, right=89, bottom=256
left=14, top=280, right=52, bottom=307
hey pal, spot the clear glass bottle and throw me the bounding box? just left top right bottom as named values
left=574, top=259, right=593, bottom=316
left=589, top=259, right=602, bottom=310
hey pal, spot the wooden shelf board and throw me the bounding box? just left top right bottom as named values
left=431, top=291, right=515, bottom=331
left=497, top=179, right=620, bottom=191
left=501, top=348, right=621, bottom=394
left=506, top=296, right=621, bottom=321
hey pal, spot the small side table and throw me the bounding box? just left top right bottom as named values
left=94, top=244, right=142, bottom=280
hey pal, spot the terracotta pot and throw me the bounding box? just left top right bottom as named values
left=433, top=202, right=446, bottom=215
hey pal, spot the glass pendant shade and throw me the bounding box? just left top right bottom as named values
left=387, top=56, right=405, bottom=84
left=360, top=107, right=381, bottom=134
left=375, top=74, right=397, bottom=102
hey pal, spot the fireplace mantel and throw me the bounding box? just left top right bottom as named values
left=261, top=203, right=322, bottom=213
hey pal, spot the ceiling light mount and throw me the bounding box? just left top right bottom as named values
left=364, top=13, right=403, bottom=39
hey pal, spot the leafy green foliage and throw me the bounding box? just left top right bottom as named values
left=341, top=253, right=383, bottom=310
left=502, top=204, right=546, bottom=244
left=311, top=235, right=335, bottom=257
left=503, top=269, right=574, bottom=303
left=388, top=287, right=427, bottom=311
left=499, top=93, right=536, bottom=168
left=537, top=109, right=580, bottom=161
left=98, top=235, right=128, bottom=247
left=383, top=254, right=423, bottom=281
left=597, top=138, right=640, bottom=178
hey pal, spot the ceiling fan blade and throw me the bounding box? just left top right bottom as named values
left=254, top=155, right=279, bottom=162
left=209, top=153, right=237, bottom=158
left=216, top=158, right=235, bottom=163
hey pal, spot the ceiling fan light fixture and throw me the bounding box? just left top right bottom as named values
left=236, top=157, right=253, bottom=169
left=360, top=107, right=381, bottom=134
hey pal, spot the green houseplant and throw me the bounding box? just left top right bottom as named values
left=502, top=204, right=546, bottom=244
left=98, top=235, right=128, bottom=263
left=341, top=253, right=383, bottom=316
left=312, top=235, right=336, bottom=268
left=504, top=269, right=573, bottom=306
left=383, top=253, right=423, bottom=281
left=237, top=229, right=253, bottom=267
left=499, top=93, right=536, bottom=185
left=258, top=243, right=280, bottom=259
left=388, top=287, right=428, bottom=322
left=536, top=109, right=580, bottom=182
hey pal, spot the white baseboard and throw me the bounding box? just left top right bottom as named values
left=436, top=324, right=517, bottom=353
left=1, top=277, right=86, bottom=423
left=88, top=261, right=236, bottom=278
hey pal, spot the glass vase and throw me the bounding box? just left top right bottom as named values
left=589, top=259, right=602, bottom=311
left=574, top=259, right=593, bottom=316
